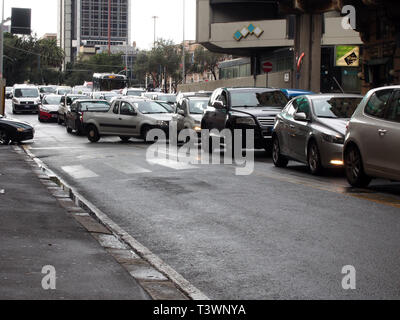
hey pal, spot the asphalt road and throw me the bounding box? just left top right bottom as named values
left=5, top=100, right=400, bottom=300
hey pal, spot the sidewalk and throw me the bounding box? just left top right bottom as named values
left=0, top=145, right=150, bottom=300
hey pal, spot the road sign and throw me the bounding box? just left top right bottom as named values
left=11, top=8, right=31, bottom=35
left=263, top=61, right=273, bottom=73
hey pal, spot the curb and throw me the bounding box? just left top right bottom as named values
left=19, top=145, right=210, bottom=301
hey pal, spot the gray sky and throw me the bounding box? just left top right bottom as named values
left=1, top=0, right=196, bottom=49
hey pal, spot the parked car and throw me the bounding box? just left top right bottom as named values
left=172, top=96, right=210, bottom=134
left=0, top=114, right=34, bottom=145
left=12, top=85, right=41, bottom=114
left=201, top=87, right=289, bottom=152
left=122, top=88, right=146, bottom=97
left=83, top=98, right=174, bottom=143
left=57, top=94, right=87, bottom=124
left=65, top=100, right=110, bottom=135
left=344, top=86, right=400, bottom=187
left=38, top=95, right=63, bottom=122
left=154, top=93, right=177, bottom=105
left=281, top=89, right=315, bottom=99
left=55, top=86, right=72, bottom=95
left=5, top=87, right=13, bottom=99
left=272, top=94, right=363, bottom=175
left=39, top=85, right=57, bottom=97
left=72, top=85, right=92, bottom=96
left=155, top=101, right=175, bottom=113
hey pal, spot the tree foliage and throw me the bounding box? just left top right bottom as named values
left=3, top=33, right=64, bottom=85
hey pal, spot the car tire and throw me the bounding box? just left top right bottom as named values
left=307, top=141, right=323, bottom=175
left=120, top=136, right=131, bottom=142
left=87, top=125, right=100, bottom=143
left=344, top=145, right=371, bottom=188
left=141, top=126, right=152, bottom=143
left=66, top=125, right=73, bottom=134
left=272, top=137, right=288, bottom=168
left=0, top=130, right=10, bottom=145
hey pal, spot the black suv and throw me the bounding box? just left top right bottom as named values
left=201, top=87, right=289, bottom=151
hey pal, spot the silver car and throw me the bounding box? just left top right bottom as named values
left=344, top=86, right=400, bottom=187
left=172, top=96, right=210, bottom=134
left=273, top=94, right=363, bottom=175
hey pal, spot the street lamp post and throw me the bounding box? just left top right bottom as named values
left=152, top=16, right=158, bottom=48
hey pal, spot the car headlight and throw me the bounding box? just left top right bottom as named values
left=156, top=120, right=169, bottom=127
left=17, top=128, right=26, bottom=132
left=193, top=126, right=202, bottom=132
left=40, top=107, right=50, bottom=113
left=322, top=133, right=344, bottom=145
left=236, top=117, right=256, bottom=126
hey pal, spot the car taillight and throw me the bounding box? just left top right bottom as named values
left=79, top=112, right=84, bottom=122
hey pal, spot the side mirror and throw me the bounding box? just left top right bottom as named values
left=294, top=112, right=308, bottom=122
left=213, top=101, right=225, bottom=109
left=178, top=109, right=185, bottom=116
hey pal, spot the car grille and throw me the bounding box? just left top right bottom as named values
left=257, top=117, right=276, bottom=127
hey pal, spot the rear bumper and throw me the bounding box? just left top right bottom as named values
left=39, top=110, right=58, bottom=121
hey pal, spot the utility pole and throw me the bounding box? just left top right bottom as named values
left=182, top=0, right=185, bottom=85
left=152, top=16, right=158, bottom=48
left=0, top=0, right=5, bottom=79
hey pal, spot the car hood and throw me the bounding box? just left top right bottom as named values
left=317, top=118, right=348, bottom=136
left=0, top=116, right=32, bottom=128
left=231, top=106, right=283, bottom=118
left=42, top=104, right=60, bottom=111
left=146, top=113, right=174, bottom=121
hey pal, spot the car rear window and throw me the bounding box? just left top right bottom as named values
left=313, top=97, right=362, bottom=118
left=79, top=101, right=110, bottom=112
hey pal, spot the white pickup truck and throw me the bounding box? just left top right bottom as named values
left=82, top=98, right=174, bottom=143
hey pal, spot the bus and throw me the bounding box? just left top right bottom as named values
left=93, top=73, right=128, bottom=92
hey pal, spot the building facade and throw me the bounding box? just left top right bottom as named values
left=58, top=0, right=131, bottom=69
left=193, top=0, right=363, bottom=93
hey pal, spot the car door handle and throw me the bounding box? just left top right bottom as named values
left=378, top=129, right=387, bottom=136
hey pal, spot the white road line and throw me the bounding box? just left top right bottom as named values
left=105, top=161, right=151, bottom=174
left=61, top=165, right=99, bottom=179
left=30, top=147, right=85, bottom=150
left=147, top=158, right=197, bottom=170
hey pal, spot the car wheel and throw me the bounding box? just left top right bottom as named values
left=344, top=145, right=371, bottom=188
left=87, top=125, right=100, bottom=143
left=141, top=126, right=152, bottom=142
left=308, top=141, right=323, bottom=175
left=272, top=137, right=288, bottom=168
left=120, top=136, right=131, bottom=142
left=66, top=125, right=73, bottom=134
left=0, top=130, right=10, bottom=145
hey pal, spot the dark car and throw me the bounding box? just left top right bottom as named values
left=0, top=115, right=34, bottom=145
left=201, top=87, right=289, bottom=152
left=57, top=94, right=88, bottom=124
left=272, top=94, right=363, bottom=175
left=65, top=100, right=110, bottom=135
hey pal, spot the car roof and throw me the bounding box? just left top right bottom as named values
left=225, top=87, right=281, bottom=92
left=305, top=93, right=364, bottom=99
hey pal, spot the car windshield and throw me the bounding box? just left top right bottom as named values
left=157, top=102, right=173, bottom=113
left=14, top=88, right=39, bottom=98
left=127, top=90, right=144, bottom=97
left=189, top=99, right=209, bottom=114
left=79, top=101, right=110, bottom=112
left=230, top=90, right=288, bottom=108
left=158, top=95, right=176, bottom=104
left=313, top=97, right=362, bottom=119
left=58, top=88, right=72, bottom=95
left=136, top=101, right=169, bottom=114
left=40, top=87, right=56, bottom=94
left=43, top=95, right=62, bottom=105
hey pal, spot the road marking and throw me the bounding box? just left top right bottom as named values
left=30, top=147, right=85, bottom=150
left=147, top=158, right=197, bottom=170
left=105, top=161, right=151, bottom=174
left=61, top=165, right=99, bottom=179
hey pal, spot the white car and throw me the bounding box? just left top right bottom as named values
left=344, top=85, right=400, bottom=187
left=12, top=84, right=41, bottom=114
left=122, top=88, right=146, bottom=97
left=172, top=96, right=209, bottom=134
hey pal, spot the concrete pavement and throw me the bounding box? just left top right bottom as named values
left=0, top=145, right=150, bottom=300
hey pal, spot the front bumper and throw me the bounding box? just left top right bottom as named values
left=234, top=125, right=274, bottom=149
left=14, top=130, right=34, bottom=142
left=319, top=140, right=344, bottom=168
left=13, top=103, right=39, bottom=112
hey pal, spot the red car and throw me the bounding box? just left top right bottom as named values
left=38, top=95, right=63, bottom=122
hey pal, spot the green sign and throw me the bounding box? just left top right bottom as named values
left=336, top=46, right=360, bottom=67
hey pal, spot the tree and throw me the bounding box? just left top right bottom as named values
left=192, top=46, right=226, bottom=80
